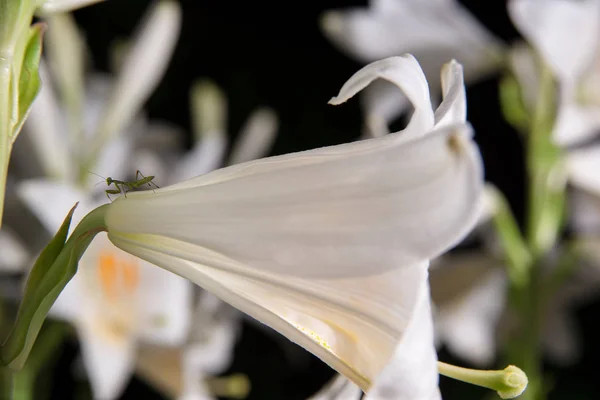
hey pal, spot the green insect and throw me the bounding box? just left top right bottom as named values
left=93, top=170, right=159, bottom=201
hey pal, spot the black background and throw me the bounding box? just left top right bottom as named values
left=42, top=0, right=600, bottom=398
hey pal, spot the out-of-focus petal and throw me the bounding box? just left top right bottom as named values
left=0, top=228, right=28, bottom=272
left=170, top=133, right=227, bottom=183
left=190, top=80, right=227, bottom=143
left=567, top=144, right=600, bottom=196
left=77, top=317, right=137, bottom=400
left=228, top=108, right=278, bottom=165
left=435, top=269, right=506, bottom=366
left=16, top=179, right=90, bottom=233
left=307, top=374, right=362, bottom=400
left=508, top=0, right=600, bottom=83
left=37, top=0, right=104, bottom=14
left=329, top=55, right=434, bottom=140
left=553, top=102, right=600, bottom=146
left=45, top=12, right=86, bottom=142
left=23, top=62, right=70, bottom=180
left=94, top=0, right=181, bottom=146
left=136, top=262, right=193, bottom=345
left=365, top=278, right=440, bottom=400
left=320, top=2, right=501, bottom=69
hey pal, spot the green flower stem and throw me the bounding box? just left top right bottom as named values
left=438, top=362, right=528, bottom=399
left=0, top=57, right=11, bottom=227
left=511, top=61, right=557, bottom=400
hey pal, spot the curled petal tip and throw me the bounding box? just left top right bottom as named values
left=328, top=96, right=346, bottom=106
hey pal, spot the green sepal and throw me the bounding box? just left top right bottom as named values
left=10, top=22, right=44, bottom=143
left=1, top=203, right=108, bottom=370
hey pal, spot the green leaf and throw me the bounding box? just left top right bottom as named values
left=1, top=204, right=108, bottom=371
left=1, top=202, right=77, bottom=369
left=10, top=22, right=44, bottom=143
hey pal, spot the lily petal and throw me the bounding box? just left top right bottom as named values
left=508, top=0, right=600, bottom=83
left=227, top=107, right=278, bottom=165
left=434, top=60, right=466, bottom=127
left=567, top=144, right=600, bottom=197
left=99, top=239, right=431, bottom=391
left=329, top=55, right=434, bottom=140
left=94, top=0, right=181, bottom=146
left=365, top=278, right=440, bottom=400
left=105, top=123, right=482, bottom=279
left=170, top=133, right=228, bottom=183
left=435, top=268, right=506, bottom=366
left=0, top=228, right=28, bottom=272
left=136, top=261, right=193, bottom=346
left=17, top=179, right=90, bottom=233
left=553, top=102, right=600, bottom=146
left=23, top=62, right=70, bottom=180
left=77, top=317, right=137, bottom=400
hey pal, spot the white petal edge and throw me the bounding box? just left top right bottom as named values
left=106, top=236, right=431, bottom=391
left=508, top=0, right=600, bottom=83
left=329, top=55, right=434, bottom=141
left=105, top=123, right=483, bottom=279
left=227, top=107, right=278, bottom=165
left=95, top=0, right=181, bottom=143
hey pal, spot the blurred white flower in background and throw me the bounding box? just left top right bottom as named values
left=12, top=2, right=202, bottom=399
left=320, top=0, right=505, bottom=136
left=102, top=54, right=484, bottom=399
left=478, top=0, right=600, bottom=366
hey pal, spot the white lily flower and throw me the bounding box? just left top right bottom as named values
left=15, top=2, right=193, bottom=398
left=321, top=0, right=504, bottom=135
left=102, top=55, right=483, bottom=397
left=509, top=0, right=600, bottom=146
left=17, top=180, right=193, bottom=400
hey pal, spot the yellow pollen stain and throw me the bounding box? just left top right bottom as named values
left=122, top=261, right=139, bottom=291
left=294, top=324, right=332, bottom=351
left=96, top=249, right=140, bottom=299
left=98, top=252, right=118, bottom=299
